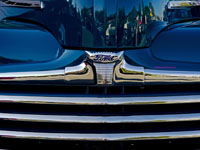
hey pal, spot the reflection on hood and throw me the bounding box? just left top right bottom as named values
left=1, top=0, right=200, bottom=49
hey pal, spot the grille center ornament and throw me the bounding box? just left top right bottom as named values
left=93, top=55, right=115, bottom=63
left=86, top=51, right=124, bottom=85
left=86, top=51, right=124, bottom=64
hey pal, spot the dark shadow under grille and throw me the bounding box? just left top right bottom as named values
left=0, top=103, right=200, bottom=116
left=1, top=120, right=200, bottom=133
left=0, top=84, right=200, bottom=96
left=1, top=139, right=200, bottom=150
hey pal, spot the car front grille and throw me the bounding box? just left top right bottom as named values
left=0, top=85, right=200, bottom=149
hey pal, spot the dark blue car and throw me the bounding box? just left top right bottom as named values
left=1, top=0, right=200, bottom=149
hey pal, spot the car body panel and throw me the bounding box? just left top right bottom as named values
left=0, top=20, right=62, bottom=64
left=1, top=0, right=200, bottom=149
left=2, top=0, right=200, bottom=49
left=151, top=21, right=200, bottom=63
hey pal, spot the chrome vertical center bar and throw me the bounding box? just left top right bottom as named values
left=94, top=63, right=115, bottom=85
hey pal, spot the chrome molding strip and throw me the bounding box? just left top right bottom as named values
left=0, top=61, right=94, bottom=85
left=0, top=0, right=45, bottom=9
left=114, top=54, right=200, bottom=85
left=1, top=130, right=200, bottom=141
left=0, top=94, right=200, bottom=105
left=1, top=112, right=200, bottom=123
left=145, top=69, right=200, bottom=85
left=65, top=62, right=95, bottom=85
left=1, top=50, right=200, bottom=85
left=0, top=70, right=64, bottom=82
left=114, top=60, right=144, bottom=85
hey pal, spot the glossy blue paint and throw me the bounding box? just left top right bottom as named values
left=0, top=0, right=200, bottom=73
left=151, top=21, right=200, bottom=63
left=125, top=48, right=200, bottom=71
left=0, top=20, right=62, bottom=64
left=0, top=49, right=85, bottom=72
left=3, top=0, right=200, bottom=49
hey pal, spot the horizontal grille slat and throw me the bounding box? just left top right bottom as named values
left=0, top=94, right=200, bottom=105
left=0, top=112, right=200, bottom=123
left=0, top=85, right=200, bottom=145
left=1, top=130, right=200, bottom=141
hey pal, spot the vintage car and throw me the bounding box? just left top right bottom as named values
left=1, top=0, right=200, bottom=149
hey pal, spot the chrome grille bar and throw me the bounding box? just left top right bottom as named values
left=0, top=0, right=44, bottom=9
left=0, top=94, right=200, bottom=105
left=0, top=91, right=199, bottom=142
left=1, top=130, right=200, bottom=141
left=1, top=112, right=200, bottom=123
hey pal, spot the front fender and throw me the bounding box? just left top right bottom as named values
left=0, top=20, right=63, bottom=65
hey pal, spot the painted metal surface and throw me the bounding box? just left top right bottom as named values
left=0, top=0, right=199, bottom=49
left=1, top=0, right=200, bottom=145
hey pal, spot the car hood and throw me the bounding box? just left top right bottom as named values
left=1, top=0, right=200, bottom=49
left=0, top=0, right=169, bottom=49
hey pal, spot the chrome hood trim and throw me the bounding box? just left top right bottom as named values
left=0, top=50, right=200, bottom=86
left=0, top=0, right=44, bottom=9
left=65, top=62, right=95, bottom=85
left=114, top=59, right=144, bottom=85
